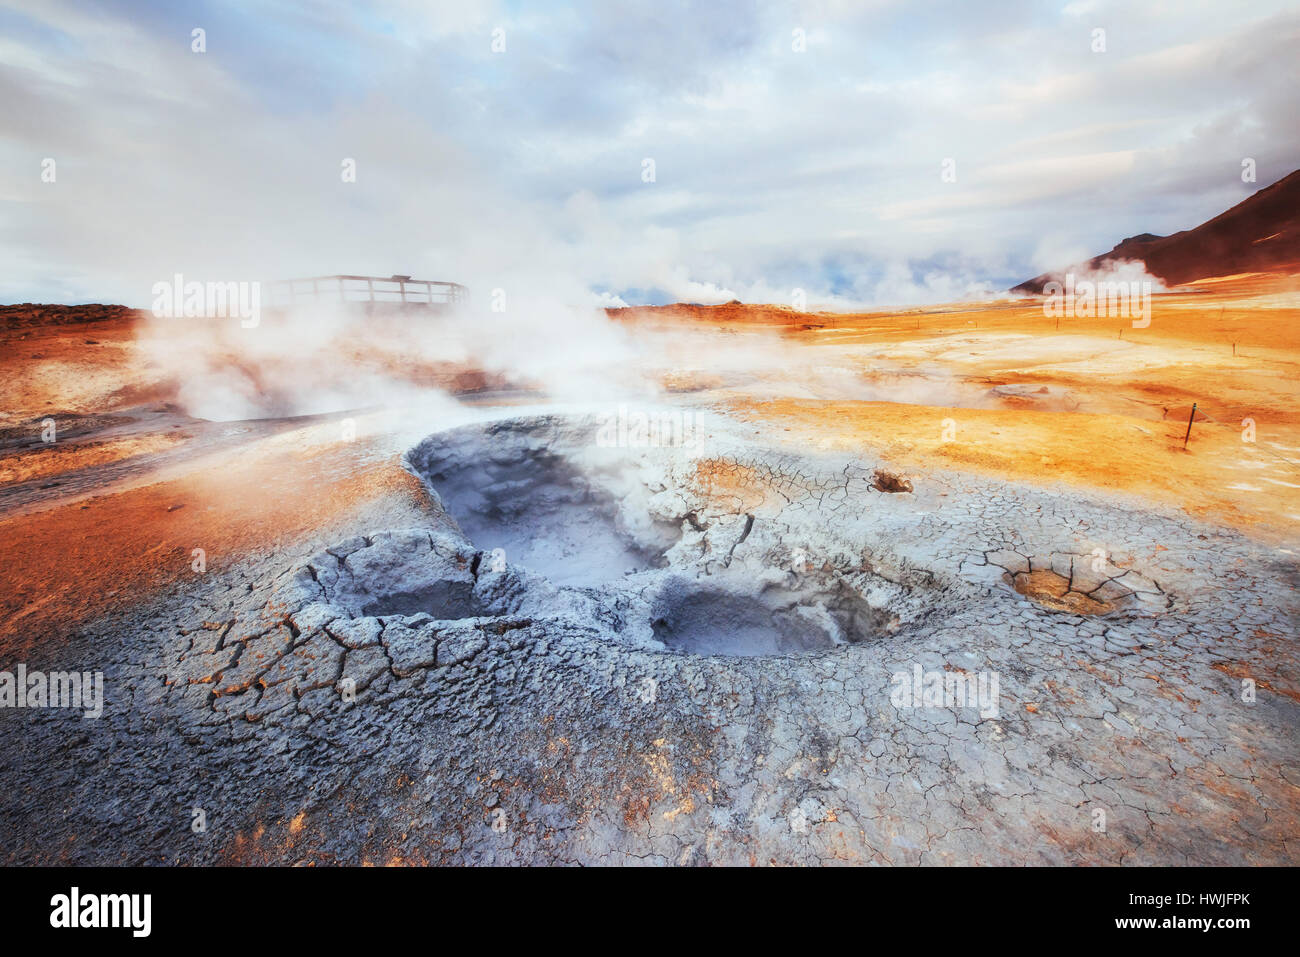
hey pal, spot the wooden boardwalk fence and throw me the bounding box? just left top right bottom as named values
left=264, top=275, right=467, bottom=308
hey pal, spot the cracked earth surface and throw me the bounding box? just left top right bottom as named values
left=2, top=412, right=1297, bottom=864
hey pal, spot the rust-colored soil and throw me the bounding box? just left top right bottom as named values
left=0, top=432, right=429, bottom=653
left=616, top=272, right=1300, bottom=539
left=1012, top=569, right=1114, bottom=615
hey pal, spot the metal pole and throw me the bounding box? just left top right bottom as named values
left=1183, top=402, right=1197, bottom=449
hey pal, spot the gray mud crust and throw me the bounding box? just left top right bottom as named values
left=2, top=413, right=1297, bottom=865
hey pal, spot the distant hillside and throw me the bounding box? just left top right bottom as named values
left=1013, top=169, right=1300, bottom=293
left=0, top=303, right=141, bottom=330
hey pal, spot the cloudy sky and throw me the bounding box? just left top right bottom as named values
left=1, top=0, right=1297, bottom=308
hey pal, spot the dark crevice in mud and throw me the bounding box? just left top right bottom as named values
left=724, top=513, right=756, bottom=567
left=360, top=579, right=489, bottom=620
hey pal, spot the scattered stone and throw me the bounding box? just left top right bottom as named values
left=872, top=469, right=914, bottom=493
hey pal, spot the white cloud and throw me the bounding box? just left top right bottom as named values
left=0, top=0, right=1295, bottom=308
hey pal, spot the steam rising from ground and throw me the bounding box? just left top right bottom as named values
left=136, top=296, right=771, bottom=421
left=141, top=285, right=1063, bottom=425
left=130, top=267, right=937, bottom=422
left=1030, top=258, right=1170, bottom=293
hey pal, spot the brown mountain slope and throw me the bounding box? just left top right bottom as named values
left=1013, top=168, right=1300, bottom=292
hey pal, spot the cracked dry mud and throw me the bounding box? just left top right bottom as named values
left=2, top=412, right=1297, bottom=865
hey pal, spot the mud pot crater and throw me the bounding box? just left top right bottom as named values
left=393, top=414, right=952, bottom=658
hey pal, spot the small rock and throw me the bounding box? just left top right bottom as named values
left=872, top=469, right=914, bottom=493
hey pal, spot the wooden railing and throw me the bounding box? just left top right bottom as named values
left=264, top=275, right=467, bottom=308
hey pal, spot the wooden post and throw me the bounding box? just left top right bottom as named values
left=1183, top=402, right=1197, bottom=449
